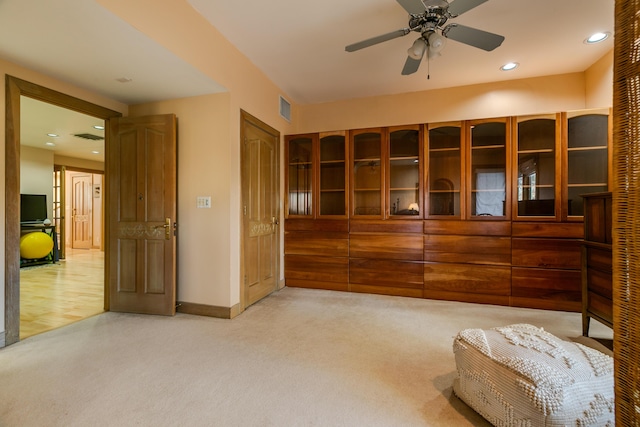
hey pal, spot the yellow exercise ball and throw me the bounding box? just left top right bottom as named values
left=20, top=232, right=54, bottom=259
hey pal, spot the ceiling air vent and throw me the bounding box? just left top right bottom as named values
left=279, top=95, right=291, bottom=122
left=73, top=133, right=104, bottom=141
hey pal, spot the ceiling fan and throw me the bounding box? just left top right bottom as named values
left=345, top=0, right=505, bottom=76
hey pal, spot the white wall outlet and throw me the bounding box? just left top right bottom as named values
left=196, top=196, right=211, bottom=208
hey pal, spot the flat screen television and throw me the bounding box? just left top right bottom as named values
left=20, top=194, right=48, bottom=224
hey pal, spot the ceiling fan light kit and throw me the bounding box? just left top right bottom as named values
left=346, top=0, right=504, bottom=76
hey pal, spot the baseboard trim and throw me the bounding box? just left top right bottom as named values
left=0, top=331, right=5, bottom=348
left=177, top=301, right=241, bottom=319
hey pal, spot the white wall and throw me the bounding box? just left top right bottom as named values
left=20, top=146, right=54, bottom=221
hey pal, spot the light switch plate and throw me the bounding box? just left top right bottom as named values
left=196, top=196, right=211, bottom=208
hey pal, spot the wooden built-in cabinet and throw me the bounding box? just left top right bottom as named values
left=284, top=109, right=612, bottom=312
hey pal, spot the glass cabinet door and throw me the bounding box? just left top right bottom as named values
left=351, top=129, right=383, bottom=217
left=428, top=123, right=462, bottom=217
left=469, top=119, right=508, bottom=218
left=388, top=126, right=421, bottom=217
left=515, top=115, right=558, bottom=218
left=319, top=132, right=347, bottom=216
left=286, top=134, right=315, bottom=216
left=566, top=109, right=609, bottom=217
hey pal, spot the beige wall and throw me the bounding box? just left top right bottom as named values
left=98, top=0, right=296, bottom=308
left=20, top=146, right=54, bottom=221
left=130, top=93, right=234, bottom=307
left=296, top=72, right=600, bottom=133
left=54, top=155, right=105, bottom=172
left=585, top=51, right=614, bottom=108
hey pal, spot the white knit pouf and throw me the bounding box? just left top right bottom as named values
left=452, top=323, right=614, bottom=426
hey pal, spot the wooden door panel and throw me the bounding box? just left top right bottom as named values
left=108, top=114, right=177, bottom=315
left=117, top=239, right=137, bottom=292
left=71, top=174, right=92, bottom=249
left=242, top=112, right=280, bottom=307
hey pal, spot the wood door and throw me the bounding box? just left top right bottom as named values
left=71, top=173, right=92, bottom=249
left=107, top=114, right=177, bottom=315
left=241, top=111, right=280, bottom=308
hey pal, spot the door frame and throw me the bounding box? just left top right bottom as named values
left=4, top=75, right=122, bottom=346
left=239, top=110, right=281, bottom=311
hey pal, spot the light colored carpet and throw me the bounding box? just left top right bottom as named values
left=0, top=287, right=613, bottom=426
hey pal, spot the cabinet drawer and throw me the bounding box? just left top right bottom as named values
left=349, top=233, right=423, bottom=260
left=512, top=222, right=583, bottom=239
left=512, top=267, right=581, bottom=300
left=511, top=267, right=581, bottom=311
left=285, top=231, right=349, bottom=257
left=424, top=235, right=511, bottom=265
left=349, top=258, right=424, bottom=289
left=424, top=220, right=511, bottom=236
left=586, top=267, right=613, bottom=299
left=584, top=195, right=612, bottom=244
left=585, top=246, right=612, bottom=273
left=512, top=238, right=581, bottom=269
left=285, top=218, right=349, bottom=232
left=588, top=291, right=613, bottom=323
left=424, top=263, right=511, bottom=295
left=284, top=254, right=348, bottom=284
left=350, top=219, right=422, bottom=234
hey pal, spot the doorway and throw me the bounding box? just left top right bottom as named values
left=5, top=75, right=122, bottom=346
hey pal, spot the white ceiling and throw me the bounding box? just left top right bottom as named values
left=0, top=0, right=614, bottom=160
left=188, top=0, right=614, bottom=104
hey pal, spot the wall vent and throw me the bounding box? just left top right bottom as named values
left=73, top=133, right=104, bottom=141
left=279, top=95, right=291, bottom=122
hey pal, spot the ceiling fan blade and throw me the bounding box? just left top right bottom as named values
left=447, top=0, right=488, bottom=16
left=345, top=28, right=411, bottom=52
left=396, top=0, right=427, bottom=15
left=401, top=56, right=422, bottom=75
left=442, top=23, right=504, bottom=51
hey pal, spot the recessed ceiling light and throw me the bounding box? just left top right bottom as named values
left=93, top=125, right=105, bottom=130
left=91, top=151, right=100, bottom=154
left=47, top=133, right=59, bottom=137
left=45, top=142, right=56, bottom=147
left=500, top=62, right=519, bottom=71
left=585, top=32, right=610, bottom=44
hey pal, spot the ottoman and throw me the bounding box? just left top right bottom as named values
left=452, top=323, right=614, bottom=426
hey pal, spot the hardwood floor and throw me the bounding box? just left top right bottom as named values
left=19, top=248, right=104, bottom=340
